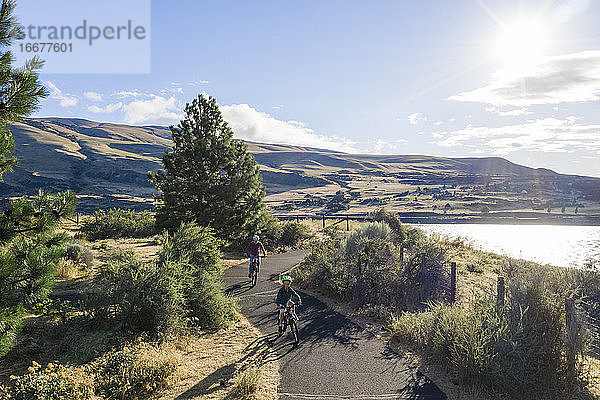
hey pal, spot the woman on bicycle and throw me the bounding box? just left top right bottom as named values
left=245, top=235, right=266, bottom=278
left=276, top=275, right=301, bottom=333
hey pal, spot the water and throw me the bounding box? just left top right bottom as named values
left=412, top=224, right=600, bottom=268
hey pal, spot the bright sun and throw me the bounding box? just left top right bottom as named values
left=496, top=22, right=548, bottom=70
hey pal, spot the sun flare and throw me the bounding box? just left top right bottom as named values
left=495, top=22, right=548, bottom=70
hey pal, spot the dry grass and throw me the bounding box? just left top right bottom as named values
left=221, top=252, right=249, bottom=270
left=155, top=316, right=278, bottom=400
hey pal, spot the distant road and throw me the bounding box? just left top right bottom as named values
left=223, top=250, right=447, bottom=400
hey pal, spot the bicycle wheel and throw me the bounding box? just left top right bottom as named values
left=251, top=266, right=258, bottom=286
left=290, top=318, right=299, bottom=345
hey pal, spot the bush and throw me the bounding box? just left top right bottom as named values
left=295, top=234, right=350, bottom=297
left=81, top=208, right=156, bottom=240
left=230, top=365, right=262, bottom=399
left=341, top=221, right=391, bottom=259
left=89, top=222, right=236, bottom=333
left=158, top=222, right=222, bottom=276
left=0, top=344, right=177, bottom=400
left=62, top=240, right=93, bottom=268
left=390, top=278, right=588, bottom=399
left=185, top=268, right=238, bottom=329
left=94, top=343, right=177, bottom=400
left=279, top=221, right=311, bottom=247
left=296, top=224, right=449, bottom=310
left=88, top=250, right=187, bottom=333
left=373, top=208, right=406, bottom=242
left=4, top=361, right=93, bottom=400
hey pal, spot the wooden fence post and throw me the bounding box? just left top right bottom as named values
left=450, top=262, right=457, bottom=304
left=76, top=213, right=79, bottom=225
left=296, top=215, right=299, bottom=223
left=497, top=276, right=505, bottom=308
left=565, top=297, right=577, bottom=375
left=322, top=215, right=325, bottom=229
left=399, top=244, right=404, bottom=266
left=346, top=215, right=349, bottom=231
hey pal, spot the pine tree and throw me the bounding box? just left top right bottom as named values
left=0, top=0, right=74, bottom=356
left=0, top=1, right=47, bottom=180
left=149, top=95, right=266, bottom=243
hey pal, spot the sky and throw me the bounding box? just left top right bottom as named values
left=19, top=0, right=600, bottom=177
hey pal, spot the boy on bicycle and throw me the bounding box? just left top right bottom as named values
left=245, top=235, right=266, bottom=278
left=276, top=275, right=301, bottom=333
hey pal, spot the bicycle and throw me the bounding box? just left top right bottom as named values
left=280, top=300, right=300, bottom=345
left=250, top=256, right=259, bottom=286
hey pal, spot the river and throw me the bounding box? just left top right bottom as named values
left=412, top=224, right=600, bottom=268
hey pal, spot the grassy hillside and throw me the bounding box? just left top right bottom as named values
left=3, top=117, right=600, bottom=223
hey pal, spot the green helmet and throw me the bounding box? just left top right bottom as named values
left=281, top=275, right=292, bottom=283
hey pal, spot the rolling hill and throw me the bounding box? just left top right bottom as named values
left=2, top=117, right=599, bottom=223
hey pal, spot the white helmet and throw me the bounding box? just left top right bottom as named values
left=253, top=235, right=259, bottom=241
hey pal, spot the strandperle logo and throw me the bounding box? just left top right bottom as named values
left=13, top=0, right=151, bottom=73
left=21, top=20, right=147, bottom=46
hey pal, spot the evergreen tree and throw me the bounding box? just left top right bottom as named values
left=0, top=1, right=47, bottom=180
left=0, top=0, right=74, bottom=356
left=149, top=95, right=266, bottom=243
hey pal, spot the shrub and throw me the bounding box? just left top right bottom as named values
left=62, top=240, right=93, bottom=268
left=94, top=343, right=177, bottom=400
left=466, top=263, right=484, bottom=273
left=296, top=224, right=448, bottom=310
left=295, top=234, right=350, bottom=297
left=279, top=221, right=311, bottom=247
left=373, top=208, right=406, bottom=242
left=390, top=278, right=588, bottom=399
left=81, top=208, right=156, bottom=240
left=89, top=222, right=236, bottom=332
left=158, top=222, right=222, bottom=276
left=5, top=361, right=93, bottom=400
left=183, top=267, right=238, bottom=330
left=341, top=221, right=391, bottom=259
left=88, top=250, right=187, bottom=333
left=230, top=365, right=262, bottom=399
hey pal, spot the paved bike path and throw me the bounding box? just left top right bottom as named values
left=223, top=250, right=447, bottom=400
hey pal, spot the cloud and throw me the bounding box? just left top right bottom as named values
left=122, top=95, right=182, bottom=124
left=188, top=80, right=209, bottom=86
left=160, top=87, right=184, bottom=96
left=83, top=91, right=103, bottom=101
left=45, top=81, right=78, bottom=107
left=114, top=90, right=149, bottom=99
left=374, top=139, right=387, bottom=152
left=220, top=103, right=358, bottom=153
left=407, top=112, right=427, bottom=125
left=449, top=51, right=600, bottom=106
left=485, top=106, right=533, bottom=116
left=88, top=102, right=123, bottom=114
left=433, top=117, right=600, bottom=155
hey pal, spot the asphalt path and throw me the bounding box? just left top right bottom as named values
left=223, top=250, right=447, bottom=400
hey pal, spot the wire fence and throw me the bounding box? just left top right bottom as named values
left=577, top=300, right=600, bottom=358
